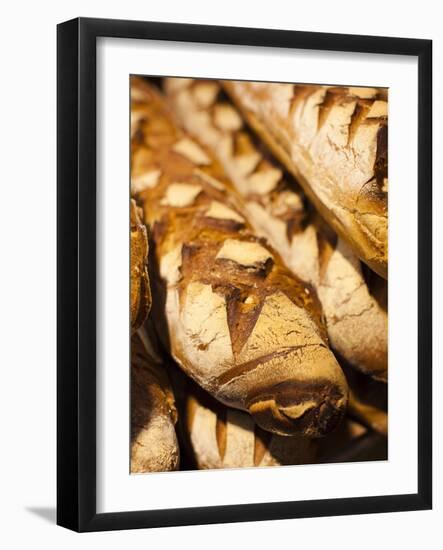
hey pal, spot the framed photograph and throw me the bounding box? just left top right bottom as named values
left=57, top=17, right=432, bottom=532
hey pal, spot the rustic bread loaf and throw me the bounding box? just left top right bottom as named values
left=164, top=78, right=387, bottom=382
left=131, top=327, right=179, bottom=473
left=221, top=80, right=388, bottom=279
left=131, top=77, right=348, bottom=437
left=130, top=199, right=150, bottom=332
left=173, top=374, right=316, bottom=469
left=314, top=225, right=387, bottom=383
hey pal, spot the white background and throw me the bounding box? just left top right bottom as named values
left=0, top=0, right=441, bottom=547
left=97, top=38, right=418, bottom=513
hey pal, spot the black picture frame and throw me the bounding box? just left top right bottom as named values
left=57, top=17, right=432, bottom=532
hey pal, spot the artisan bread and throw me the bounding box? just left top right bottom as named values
left=316, top=232, right=387, bottom=382
left=131, top=77, right=348, bottom=437
left=131, top=327, right=179, bottom=472
left=130, top=199, right=150, bottom=332
left=174, top=374, right=316, bottom=469
left=221, top=80, right=388, bottom=279
left=165, top=78, right=387, bottom=382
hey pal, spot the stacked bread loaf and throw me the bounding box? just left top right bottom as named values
left=130, top=199, right=151, bottom=333
left=130, top=76, right=388, bottom=472
left=131, top=326, right=180, bottom=472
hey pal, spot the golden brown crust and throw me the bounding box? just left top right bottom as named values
left=165, top=78, right=387, bottom=382
left=130, top=199, right=151, bottom=332
left=175, top=374, right=316, bottom=469
left=222, top=81, right=388, bottom=279
left=131, top=77, right=348, bottom=437
left=163, top=78, right=308, bottom=262
left=317, top=235, right=387, bottom=382
left=131, top=328, right=179, bottom=473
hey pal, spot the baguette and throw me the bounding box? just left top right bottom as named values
left=221, top=80, right=388, bottom=279
left=131, top=77, right=348, bottom=437
left=174, top=374, right=316, bottom=469
left=130, top=199, right=150, bottom=332
left=164, top=78, right=387, bottom=382
left=131, top=327, right=179, bottom=473
left=315, top=228, right=387, bottom=382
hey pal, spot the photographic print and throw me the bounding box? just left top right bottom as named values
left=57, top=18, right=432, bottom=531
left=130, top=76, right=388, bottom=473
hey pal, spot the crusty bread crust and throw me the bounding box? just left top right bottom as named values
left=175, top=375, right=316, bottom=469
left=130, top=199, right=150, bottom=332
left=131, top=77, right=348, bottom=437
left=131, top=328, right=179, bottom=473
left=222, top=81, right=388, bottom=279
left=318, top=236, right=387, bottom=382
left=165, top=78, right=387, bottom=382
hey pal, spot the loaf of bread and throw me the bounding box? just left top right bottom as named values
left=130, top=199, right=150, bottom=332
left=131, top=327, right=179, bottom=473
left=174, top=374, right=316, bottom=469
left=131, top=77, right=348, bottom=437
left=164, top=78, right=387, bottom=382
left=221, top=80, right=388, bottom=279
left=314, top=227, right=387, bottom=383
